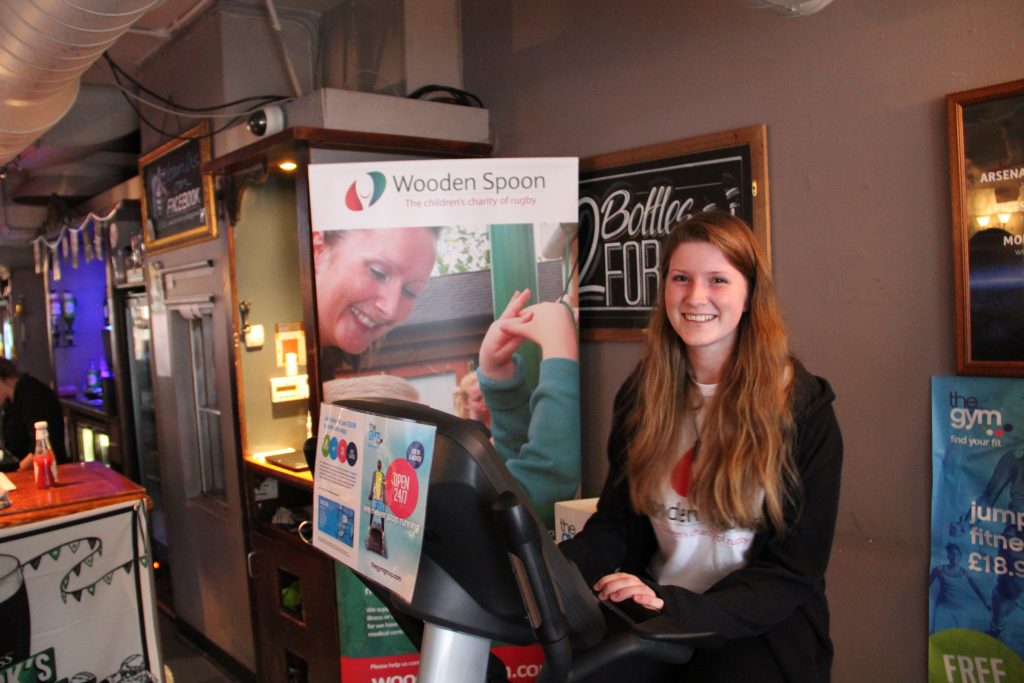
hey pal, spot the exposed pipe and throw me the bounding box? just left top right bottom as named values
left=739, top=0, right=836, bottom=16
left=264, top=0, right=304, bottom=98
left=124, top=0, right=217, bottom=44
left=0, top=0, right=160, bottom=167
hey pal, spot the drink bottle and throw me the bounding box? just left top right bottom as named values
left=61, top=291, right=76, bottom=346
left=32, top=421, right=58, bottom=489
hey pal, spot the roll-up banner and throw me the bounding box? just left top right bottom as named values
left=930, top=376, right=1024, bottom=683
left=308, top=157, right=580, bottom=682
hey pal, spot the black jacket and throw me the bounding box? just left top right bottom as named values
left=560, top=359, right=843, bottom=682
left=2, top=374, right=69, bottom=466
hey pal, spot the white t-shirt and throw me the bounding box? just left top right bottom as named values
left=647, top=381, right=758, bottom=594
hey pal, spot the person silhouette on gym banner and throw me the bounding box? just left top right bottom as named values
left=366, top=459, right=388, bottom=557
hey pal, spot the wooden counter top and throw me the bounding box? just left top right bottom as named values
left=0, top=462, right=149, bottom=528
left=60, top=396, right=110, bottom=420
left=244, top=455, right=314, bottom=490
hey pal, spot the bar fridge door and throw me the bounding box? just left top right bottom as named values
left=125, top=292, right=164, bottom=543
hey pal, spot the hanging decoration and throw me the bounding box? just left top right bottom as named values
left=84, top=225, right=95, bottom=262
left=51, top=243, right=61, bottom=282
left=30, top=206, right=120, bottom=281
left=70, top=225, right=80, bottom=268
left=93, top=217, right=103, bottom=260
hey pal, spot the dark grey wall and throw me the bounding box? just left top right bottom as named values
left=463, top=1, right=1024, bottom=680
left=5, top=248, right=53, bottom=386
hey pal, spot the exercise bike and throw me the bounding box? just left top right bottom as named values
left=304, top=398, right=719, bottom=683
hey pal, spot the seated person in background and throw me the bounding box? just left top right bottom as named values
left=477, top=289, right=580, bottom=529
left=0, top=358, right=68, bottom=471
left=452, top=371, right=491, bottom=432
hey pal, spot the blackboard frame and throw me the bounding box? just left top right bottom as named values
left=947, top=78, right=1024, bottom=377
left=578, top=125, right=770, bottom=341
left=139, top=120, right=218, bottom=253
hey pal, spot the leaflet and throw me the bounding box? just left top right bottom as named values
left=311, top=402, right=435, bottom=602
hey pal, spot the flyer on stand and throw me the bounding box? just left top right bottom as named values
left=312, top=402, right=435, bottom=602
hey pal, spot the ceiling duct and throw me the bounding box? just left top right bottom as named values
left=7, top=83, right=139, bottom=206
left=0, top=0, right=159, bottom=167
left=216, top=86, right=491, bottom=160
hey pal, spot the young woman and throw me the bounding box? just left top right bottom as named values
left=560, top=213, right=843, bottom=682
left=313, top=227, right=439, bottom=380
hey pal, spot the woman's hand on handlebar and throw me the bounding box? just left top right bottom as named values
left=594, top=572, right=664, bottom=611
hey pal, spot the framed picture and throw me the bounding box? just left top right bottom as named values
left=140, top=121, right=218, bottom=253
left=947, top=78, right=1024, bottom=376
left=577, top=125, right=770, bottom=340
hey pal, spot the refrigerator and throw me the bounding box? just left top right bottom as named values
left=110, top=283, right=167, bottom=575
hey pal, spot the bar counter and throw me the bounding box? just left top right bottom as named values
left=0, top=461, right=148, bottom=528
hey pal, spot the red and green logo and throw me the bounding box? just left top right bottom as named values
left=345, top=171, right=387, bottom=211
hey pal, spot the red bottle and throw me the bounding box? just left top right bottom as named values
left=32, top=421, right=58, bottom=489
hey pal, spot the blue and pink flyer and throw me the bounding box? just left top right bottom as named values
left=312, top=402, right=435, bottom=603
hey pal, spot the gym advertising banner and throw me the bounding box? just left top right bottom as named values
left=308, top=157, right=578, bottom=682
left=930, top=376, right=1024, bottom=683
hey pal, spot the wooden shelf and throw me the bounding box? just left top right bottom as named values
left=244, top=456, right=314, bottom=490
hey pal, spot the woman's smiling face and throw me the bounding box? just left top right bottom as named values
left=664, top=240, right=749, bottom=373
left=315, top=227, right=437, bottom=354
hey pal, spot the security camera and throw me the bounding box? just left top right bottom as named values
left=246, top=105, right=285, bottom=137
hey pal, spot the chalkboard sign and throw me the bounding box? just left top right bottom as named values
left=140, top=121, right=218, bottom=252
left=577, top=126, right=770, bottom=340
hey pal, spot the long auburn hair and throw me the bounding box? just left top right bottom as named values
left=626, top=212, right=796, bottom=533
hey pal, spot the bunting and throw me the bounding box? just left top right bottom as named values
left=30, top=205, right=120, bottom=279
left=22, top=534, right=150, bottom=604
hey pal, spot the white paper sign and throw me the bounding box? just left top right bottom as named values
left=308, top=157, right=579, bottom=230
left=0, top=501, right=160, bottom=682
left=311, top=403, right=436, bottom=602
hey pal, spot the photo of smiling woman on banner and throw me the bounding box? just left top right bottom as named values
left=313, top=226, right=441, bottom=381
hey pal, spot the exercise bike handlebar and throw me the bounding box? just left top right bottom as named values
left=490, top=491, right=721, bottom=683
left=492, top=491, right=573, bottom=683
